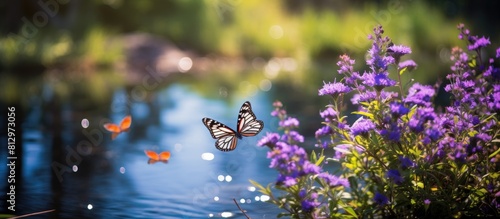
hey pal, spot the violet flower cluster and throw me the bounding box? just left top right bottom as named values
left=256, top=101, right=348, bottom=217
left=254, top=24, right=500, bottom=218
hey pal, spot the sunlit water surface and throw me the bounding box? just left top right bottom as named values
left=0, top=83, right=285, bottom=218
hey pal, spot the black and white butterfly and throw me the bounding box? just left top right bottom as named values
left=202, top=101, right=264, bottom=152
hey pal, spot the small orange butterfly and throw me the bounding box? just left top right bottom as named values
left=103, top=115, right=132, bottom=140
left=144, top=150, right=171, bottom=164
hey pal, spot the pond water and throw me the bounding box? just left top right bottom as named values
left=0, top=78, right=293, bottom=218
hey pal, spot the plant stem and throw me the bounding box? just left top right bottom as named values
left=233, top=198, right=251, bottom=219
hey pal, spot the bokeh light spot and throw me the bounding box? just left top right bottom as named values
left=221, top=212, right=233, bottom=218
left=201, top=153, right=215, bottom=161
left=178, top=57, right=193, bottom=73
left=264, top=59, right=281, bottom=79
left=259, top=79, right=272, bottom=91
left=81, top=119, right=89, bottom=128
left=269, top=25, right=283, bottom=39
left=260, top=195, right=270, bottom=201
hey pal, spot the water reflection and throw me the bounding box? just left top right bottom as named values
left=1, top=80, right=282, bottom=218
left=201, top=152, right=215, bottom=161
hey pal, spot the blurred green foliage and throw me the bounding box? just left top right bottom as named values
left=0, top=0, right=498, bottom=83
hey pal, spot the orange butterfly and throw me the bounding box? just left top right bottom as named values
left=103, top=115, right=132, bottom=140
left=144, top=150, right=171, bottom=164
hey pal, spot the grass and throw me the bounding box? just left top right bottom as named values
left=0, top=27, right=122, bottom=71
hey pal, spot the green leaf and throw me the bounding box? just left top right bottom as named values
left=345, top=163, right=355, bottom=170
left=416, top=182, right=424, bottom=189
left=360, top=102, right=370, bottom=107
left=344, top=206, right=357, bottom=217
left=459, top=163, right=469, bottom=174
left=467, top=130, right=478, bottom=137
left=489, top=147, right=500, bottom=158
left=469, top=58, right=476, bottom=68
left=311, top=150, right=318, bottom=163
left=407, top=105, right=418, bottom=119
left=399, top=67, right=408, bottom=75
left=315, top=155, right=325, bottom=166
left=352, top=111, right=374, bottom=120
left=249, top=179, right=269, bottom=195
left=475, top=188, right=487, bottom=196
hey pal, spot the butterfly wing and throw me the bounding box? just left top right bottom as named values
left=144, top=150, right=160, bottom=160
left=202, top=118, right=239, bottom=151
left=148, top=159, right=159, bottom=164
left=158, top=151, right=171, bottom=161
left=103, top=123, right=121, bottom=133
left=119, top=115, right=132, bottom=132
left=215, top=135, right=238, bottom=152
left=202, top=118, right=238, bottom=139
left=110, top=132, right=120, bottom=140
left=237, top=101, right=264, bottom=137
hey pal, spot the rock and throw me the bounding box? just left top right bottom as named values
left=120, top=33, right=194, bottom=86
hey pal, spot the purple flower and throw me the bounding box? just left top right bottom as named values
left=318, top=81, right=351, bottom=97
left=271, top=109, right=286, bottom=117
left=315, top=125, right=332, bottom=138
left=408, top=107, right=436, bottom=133
left=488, top=91, right=500, bottom=111
left=476, top=133, right=492, bottom=143
left=468, top=36, right=490, bottom=51
left=279, top=117, right=299, bottom=128
left=282, top=131, right=304, bottom=143
left=387, top=44, right=412, bottom=60
left=399, top=156, right=415, bottom=169
left=302, top=161, right=321, bottom=175
left=320, top=107, right=338, bottom=122
left=258, top=132, right=280, bottom=147
left=390, top=102, right=409, bottom=116
left=386, top=169, right=403, bottom=185
left=424, top=199, right=431, bottom=205
left=485, top=65, right=500, bottom=80
left=351, top=90, right=398, bottom=105
left=345, top=72, right=362, bottom=87
left=337, top=54, right=355, bottom=75
left=277, top=175, right=297, bottom=187
left=350, top=118, right=376, bottom=136
left=316, top=141, right=329, bottom=149
left=496, top=47, right=500, bottom=58
left=362, top=72, right=397, bottom=91
left=318, top=172, right=349, bottom=187
left=404, top=83, right=435, bottom=107
left=333, top=144, right=350, bottom=159
left=380, top=125, right=401, bottom=142
left=333, top=144, right=364, bottom=159
left=374, top=192, right=389, bottom=206
left=425, top=128, right=441, bottom=142
left=267, top=141, right=315, bottom=187
left=366, top=26, right=394, bottom=71
left=398, top=59, right=418, bottom=71
left=301, top=193, right=320, bottom=212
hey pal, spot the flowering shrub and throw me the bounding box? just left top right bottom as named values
left=251, top=24, right=500, bottom=218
